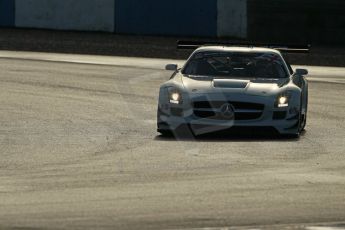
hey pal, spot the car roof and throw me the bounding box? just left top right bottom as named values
left=194, top=46, right=282, bottom=55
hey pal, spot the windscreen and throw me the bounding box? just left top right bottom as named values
left=182, top=51, right=288, bottom=78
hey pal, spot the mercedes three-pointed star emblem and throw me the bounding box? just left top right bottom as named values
left=219, top=103, right=235, bottom=119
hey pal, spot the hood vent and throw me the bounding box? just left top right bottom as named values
left=213, top=79, right=249, bottom=89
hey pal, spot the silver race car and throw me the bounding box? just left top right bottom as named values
left=157, top=43, right=309, bottom=137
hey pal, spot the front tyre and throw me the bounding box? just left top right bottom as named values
left=290, top=95, right=307, bottom=138
left=300, top=89, right=308, bottom=131
left=158, top=129, right=173, bottom=137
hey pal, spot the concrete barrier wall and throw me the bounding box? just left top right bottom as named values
left=247, top=0, right=345, bottom=45
left=115, top=0, right=217, bottom=37
left=217, top=0, right=247, bottom=38
left=0, top=0, right=15, bottom=27
left=2, top=0, right=345, bottom=45
left=15, top=0, right=115, bottom=32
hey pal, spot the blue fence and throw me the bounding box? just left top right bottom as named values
left=4, top=0, right=344, bottom=44
left=115, top=0, right=217, bottom=37
left=2, top=0, right=244, bottom=38
left=0, top=0, right=15, bottom=27
left=15, top=0, right=115, bottom=32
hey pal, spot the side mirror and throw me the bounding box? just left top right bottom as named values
left=295, top=68, right=308, bottom=76
left=165, top=64, right=178, bottom=71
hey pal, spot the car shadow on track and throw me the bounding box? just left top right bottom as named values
left=155, top=127, right=306, bottom=142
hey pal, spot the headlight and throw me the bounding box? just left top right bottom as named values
left=171, top=92, right=180, bottom=102
left=276, top=92, right=291, bottom=108
left=278, top=96, right=288, bottom=107
left=168, top=88, right=182, bottom=104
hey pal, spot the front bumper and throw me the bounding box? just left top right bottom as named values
left=157, top=95, right=300, bottom=135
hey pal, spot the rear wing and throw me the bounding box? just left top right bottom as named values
left=177, top=40, right=311, bottom=53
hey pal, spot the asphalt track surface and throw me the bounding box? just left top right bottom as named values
left=0, top=51, right=344, bottom=230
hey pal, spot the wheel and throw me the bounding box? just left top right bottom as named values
left=158, top=129, right=173, bottom=137
left=301, top=89, right=308, bottom=131
left=299, top=89, right=308, bottom=132
left=283, top=133, right=300, bottom=139
left=300, top=112, right=307, bottom=131
left=287, top=96, right=304, bottom=138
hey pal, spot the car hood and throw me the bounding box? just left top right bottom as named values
left=181, top=75, right=290, bottom=96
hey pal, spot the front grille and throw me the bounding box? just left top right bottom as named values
left=194, top=110, right=216, bottom=118
left=193, top=101, right=264, bottom=121
left=193, top=101, right=264, bottom=111
left=235, top=112, right=262, bottom=120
